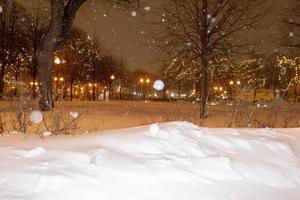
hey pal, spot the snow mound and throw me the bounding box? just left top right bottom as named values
left=0, top=122, right=300, bottom=200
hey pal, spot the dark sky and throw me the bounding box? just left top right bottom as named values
left=18, top=0, right=293, bottom=73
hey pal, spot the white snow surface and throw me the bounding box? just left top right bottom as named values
left=0, top=121, right=300, bottom=200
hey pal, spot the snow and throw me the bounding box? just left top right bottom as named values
left=144, top=6, right=151, bottom=12
left=29, top=110, right=43, bottom=124
left=69, top=111, right=79, bottom=119
left=42, top=131, right=52, bottom=137
left=131, top=11, right=137, bottom=17
left=0, top=122, right=300, bottom=200
left=153, top=80, right=165, bottom=91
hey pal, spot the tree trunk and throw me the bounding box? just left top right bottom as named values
left=0, top=79, right=4, bottom=98
left=119, top=86, right=122, bottom=100
left=253, top=88, right=257, bottom=103
left=178, top=80, right=181, bottom=99
left=37, top=49, right=55, bottom=110
left=92, top=80, right=96, bottom=101
left=294, top=84, right=298, bottom=103
left=199, top=0, right=209, bottom=119
left=37, top=0, right=64, bottom=111
left=104, top=87, right=107, bottom=100
left=70, top=81, right=73, bottom=101
left=200, top=57, right=208, bottom=118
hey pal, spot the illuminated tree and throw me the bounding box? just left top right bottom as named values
left=151, top=0, right=264, bottom=118
left=58, top=27, right=90, bottom=101
left=0, top=1, right=27, bottom=97
left=239, top=58, right=265, bottom=101
left=277, top=56, right=300, bottom=101
left=23, top=2, right=48, bottom=98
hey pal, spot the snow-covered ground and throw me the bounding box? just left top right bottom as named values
left=1, top=100, right=299, bottom=135
left=1, top=122, right=300, bottom=200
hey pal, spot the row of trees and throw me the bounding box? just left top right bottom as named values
left=151, top=0, right=300, bottom=118
left=0, top=0, right=139, bottom=101
left=1, top=0, right=138, bottom=110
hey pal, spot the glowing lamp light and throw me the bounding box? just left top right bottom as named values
left=110, top=75, right=115, bottom=80
left=140, top=78, right=144, bottom=83
left=236, top=80, right=241, bottom=85
left=54, top=57, right=61, bottom=64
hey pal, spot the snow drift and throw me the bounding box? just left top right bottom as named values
left=0, top=122, right=300, bottom=200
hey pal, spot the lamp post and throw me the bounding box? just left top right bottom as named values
left=54, top=57, right=61, bottom=99
left=110, top=74, right=115, bottom=100
left=228, top=80, right=242, bottom=99
left=140, top=78, right=150, bottom=100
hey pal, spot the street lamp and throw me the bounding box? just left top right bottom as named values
left=140, top=77, right=150, bottom=100
left=229, top=80, right=241, bottom=86
left=54, top=57, right=61, bottom=65
left=110, top=74, right=115, bottom=100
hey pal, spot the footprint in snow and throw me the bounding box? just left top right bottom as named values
left=90, top=149, right=106, bottom=166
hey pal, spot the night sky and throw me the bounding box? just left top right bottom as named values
left=18, top=0, right=292, bottom=74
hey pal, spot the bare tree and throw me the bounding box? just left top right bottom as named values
left=59, top=27, right=90, bottom=101
left=36, top=0, right=138, bottom=110
left=282, top=0, right=300, bottom=50
left=150, top=0, right=264, bottom=118
left=0, top=0, right=27, bottom=97
left=23, top=2, right=48, bottom=98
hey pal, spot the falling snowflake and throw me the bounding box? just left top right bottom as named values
left=144, top=6, right=151, bottom=11
left=0, top=6, right=3, bottom=13
left=153, top=80, right=165, bottom=91
left=42, top=131, right=52, bottom=137
left=29, top=110, right=43, bottom=124
left=289, top=32, right=294, bottom=37
left=185, top=42, right=192, bottom=47
left=131, top=11, right=137, bottom=17
left=207, top=14, right=212, bottom=19
left=69, top=112, right=79, bottom=119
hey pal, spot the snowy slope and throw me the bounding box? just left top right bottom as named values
left=0, top=122, right=300, bottom=200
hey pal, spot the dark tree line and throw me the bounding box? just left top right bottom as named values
left=0, top=0, right=140, bottom=102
